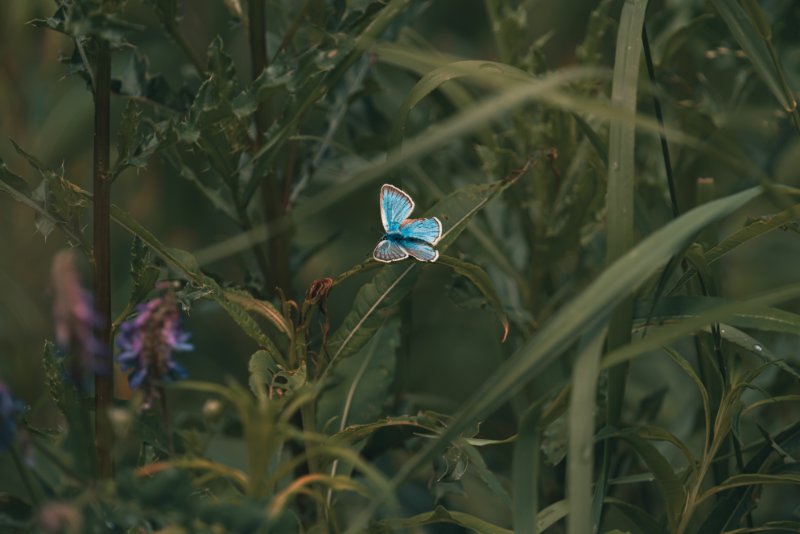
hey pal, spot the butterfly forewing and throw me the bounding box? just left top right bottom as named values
left=380, top=184, right=414, bottom=233
left=373, top=239, right=409, bottom=263
left=399, top=217, right=442, bottom=245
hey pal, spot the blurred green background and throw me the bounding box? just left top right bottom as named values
left=2, top=0, right=800, bottom=530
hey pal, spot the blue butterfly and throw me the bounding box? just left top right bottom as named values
left=373, top=184, right=442, bottom=263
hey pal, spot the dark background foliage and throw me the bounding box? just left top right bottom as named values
left=1, top=0, right=800, bottom=532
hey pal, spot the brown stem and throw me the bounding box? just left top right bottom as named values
left=249, top=0, right=292, bottom=295
left=93, top=38, right=114, bottom=479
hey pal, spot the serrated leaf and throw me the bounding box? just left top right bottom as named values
left=437, top=255, right=509, bottom=342
left=248, top=349, right=280, bottom=396
left=224, top=289, right=292, bottom=339
left=128, top=236, right=160, bottom=305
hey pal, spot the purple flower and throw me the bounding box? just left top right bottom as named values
left=116, top=285, right=192, bottom=403
left=50, top=250, right=105, bottom=383
left=0, top=381, right=25, bottom=452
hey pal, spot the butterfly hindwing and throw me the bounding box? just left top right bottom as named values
left=399, top=239, right=439, bottom=262
left=373, top=239, right=409, bottom=263
left=399, top=217, right=442, bottom=245
left=380, top=184, right=414, bottom=233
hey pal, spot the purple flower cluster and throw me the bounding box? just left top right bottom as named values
left=0, top=381, right=25, bottom=452
left=116, top=286, right=192, bottom=401
left=50, top=250, right=105, bottom=384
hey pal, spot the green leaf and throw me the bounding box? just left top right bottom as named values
left=437, top=255, right=509, bottom=342
left=128, top=236, right=160, bottom=306
left=709, top=0, right=795, bottom=112
left=375, top=505, right=513, bottom=534
left=567, top=328, right=607, bottom=534
left=698, top=420, right=800, bottom=532
left=317, top=318, right=400, bottom=433
left=248, top=349, right=279, bottom=397
left=662, top=348, right=711, bottom=453
left=670, top=203, right=800, bottom=294
left=610, top=432, right=685, bottom=528
left=223, top=288, right=293, bottom=340
left=0, top=154, right=87, bottom=249
left=604, top=282, right=800, bottom=371
left=634, top=296, right=800, bottom=336
left=512, top=405, right=541, bottom=534
left=700, top=473, right=800, bottom=504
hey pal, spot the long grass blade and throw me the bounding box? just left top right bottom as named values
left=567, top=327, right=607, bottom=534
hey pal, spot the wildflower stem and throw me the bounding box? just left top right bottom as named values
left=92, top=37, right=114, bottom=479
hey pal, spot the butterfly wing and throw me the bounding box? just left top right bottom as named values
left=380, top=184, right=414, bottom=233
left=373, top=239, right=409, bottom=263
left=399, top=239, right=439, bottom=262
left=399, top=217, right=442, bottom=245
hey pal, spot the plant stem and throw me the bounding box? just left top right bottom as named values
left=249, top=0, right=292, bottom=295
left=93, top=37, right=114, bottom=479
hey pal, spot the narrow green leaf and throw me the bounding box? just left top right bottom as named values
left=613, top=433, right=685, bottom=529
left=392, top=59, right=532, bottom=145
left=603, top=2, right=649, bottom=527
left=635, top=296, right=800, bottom=336
left=709, top=0, right=794, bottom=112
left=605, top=0, right=648, bottom=422
left=698, top=420, right=800, bottom=532
left=437, top=255, right=509, bottom=342
left=512, top=406, right=541, bottom=534
left=670, top=203, right=800, bottom=294
left=567, top=328, right=607, bottom=534
left=662, top=347, right=711, bottom=454
left=699, top=473, right=800, bottom=504
left=604, top=281, right=800, bottom=371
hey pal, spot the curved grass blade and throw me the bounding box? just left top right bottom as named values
left=603, top=281, right=800, bottom=371
left=669, top=202, right=800, bottom=295
left=391, top=59, right=533, bottom=146
left=635, top=296, right=800, bottom=336
left=607, top=432, right=685, bottom=530
left=437, top=254, right=509, bottom=342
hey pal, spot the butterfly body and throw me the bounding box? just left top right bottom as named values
left=373, top=184, right=442, bottom=263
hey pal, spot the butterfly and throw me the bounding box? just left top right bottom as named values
left=373, top=184, right=443, bottom=263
